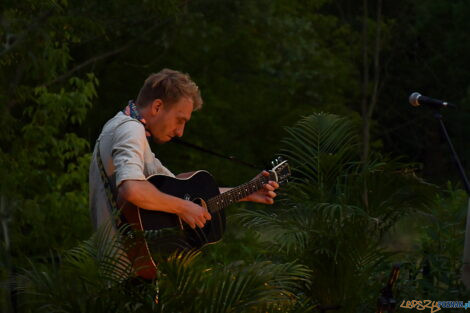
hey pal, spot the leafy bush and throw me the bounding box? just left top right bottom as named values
left=237, top=113, right=437, bottom=311
left=397, top=185, right=470, bottom=302
left=17, top=222, right=311, bottom=313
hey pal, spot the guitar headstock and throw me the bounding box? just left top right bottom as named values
left=268, top=157, right=291, bottom=185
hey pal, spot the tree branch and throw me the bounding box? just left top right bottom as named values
left=43, top=18, right=170, bottom=87
left=44, top=44, right=130, bottom=87
left=0, top=9, right=54, bottom=57
left=368, top=0, right=382, bottom=119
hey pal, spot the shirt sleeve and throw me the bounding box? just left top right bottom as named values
left=111, top=120, right=147, bottom=187
left=158, top=162, right=176, bottom=178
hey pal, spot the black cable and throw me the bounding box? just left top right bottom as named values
left=171, top=138, right=262, bottom=170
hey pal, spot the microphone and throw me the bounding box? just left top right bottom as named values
left=409, top=92, right=456, bottom=109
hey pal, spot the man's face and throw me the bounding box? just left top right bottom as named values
left=149, top=97, right=193, bottom=144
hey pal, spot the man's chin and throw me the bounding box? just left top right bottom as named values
left=153, top=136, right=171, bottom=144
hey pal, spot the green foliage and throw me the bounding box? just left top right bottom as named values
left=356, top=0, right=470, bottom=180
left=236, top=113, right=437, bottom=311
left=0, top=1, right=105, bottom=260
left=2, top=75, right=97, bottom=258
left=0, top=71, right=96, bottom=310
left=131, top=0, right=360, bottom=185
left=1, top=6, right=101, bottom=312
left=397, top=185, right=470, bottom=300
left=2, top=0, right=470, bottom=311
left=18, top=223, right=310, bottom=313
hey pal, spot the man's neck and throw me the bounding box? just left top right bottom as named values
left=136, top=104, right=150, bottom=121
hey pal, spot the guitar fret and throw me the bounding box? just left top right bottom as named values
left=207, top=175, right=274, bottom=213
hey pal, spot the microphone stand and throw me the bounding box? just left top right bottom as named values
left=433, top=111, right=470, bottom=195
left=432, top=111, right=470, bottom=288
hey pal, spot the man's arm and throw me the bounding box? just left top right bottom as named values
left=111, top=122, right=210, bottom=229
left=118, top=180, right=211, bottom=229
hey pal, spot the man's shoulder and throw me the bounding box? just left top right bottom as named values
left=103, top=112, right=144, bottom=133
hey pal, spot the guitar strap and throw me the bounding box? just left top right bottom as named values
left=91, top=100, right=147, bottom=228
left=95, top=101, right=151, bottom=230
left=95, top=140, right=124, bottom=228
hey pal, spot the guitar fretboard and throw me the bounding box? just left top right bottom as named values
left=206, top=174, right=273, bottom=213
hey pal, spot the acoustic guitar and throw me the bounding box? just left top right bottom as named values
left=120, top=158, right=290, bottom=280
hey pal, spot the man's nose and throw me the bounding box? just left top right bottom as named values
left=176, top=125, right=184, bottom=137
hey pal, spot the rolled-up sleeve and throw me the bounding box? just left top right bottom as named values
left=112, top=120, right=147, bottom=187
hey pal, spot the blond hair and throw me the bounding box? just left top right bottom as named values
left=136, top=69, right=203, bottom=110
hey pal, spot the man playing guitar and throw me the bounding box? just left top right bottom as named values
left=89, top=69, right=279, bottom=255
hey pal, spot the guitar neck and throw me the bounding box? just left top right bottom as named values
left=206, top=175, right=271, bottom=213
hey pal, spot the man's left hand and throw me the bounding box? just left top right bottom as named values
left=242, top=171, right=279, bottom=204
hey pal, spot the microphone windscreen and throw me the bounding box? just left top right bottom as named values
left=409, top=92, right=421, bottom=107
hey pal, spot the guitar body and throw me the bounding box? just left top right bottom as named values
left=120, top=171, right=226, bottom=280
left=141, top=170, right=226, bottom=247
left=119, top=158, right=290, bottom=280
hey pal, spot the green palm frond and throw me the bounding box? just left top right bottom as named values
left=16, top=253, right=64, bottom=313
left=191, top=261, right=310, bottom=313
left=236, top=113, right=437, bottom=310
left=281, top=113, right=358, bottom=194
left=152, top=247, right=310, bottom=313
left=235, top=206, right=314, bottom=254
left=64, top=221, right=133, bottom=285
left=155, top=249, right=203, bottom=309
left=18, top=221, right=311, bottom=313
left=236, top=199, right=379, bottom=257
left=279, top=113, right=435, bottom=230
left=17, top=222, right=136, bottom=313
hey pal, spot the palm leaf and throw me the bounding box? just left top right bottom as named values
left=237, top=113, right=437, bottom=310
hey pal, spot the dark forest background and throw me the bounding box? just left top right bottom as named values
left=2, top=0, right=470, bottom=312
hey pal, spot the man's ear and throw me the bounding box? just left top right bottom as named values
left=151, top=99, right=163, bottom=115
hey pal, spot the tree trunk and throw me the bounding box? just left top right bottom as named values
left=361, top=0, right=370, bottom=164
left=361, top=0, right=382, bottom=164
left=1, top=195, right=13, bottom=313
left=361, top=0, right=383, bottom=209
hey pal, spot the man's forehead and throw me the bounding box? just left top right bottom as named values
left=176, top=109, right=192, bottom=121
left=163, top=96, right=193, bottom=118
left=174, top=99, right=193, bottom=120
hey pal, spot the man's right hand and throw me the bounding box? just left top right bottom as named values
left=177, top=200, right=212, bottom=229
left=118, top=180, right=212, bottom=229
